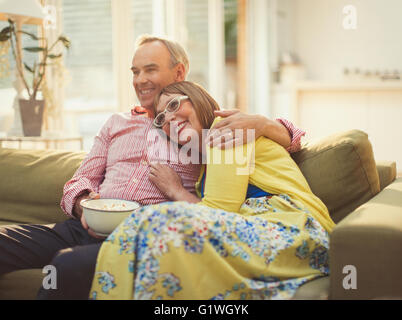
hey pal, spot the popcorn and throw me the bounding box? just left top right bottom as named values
left=86, top=201, right=129, bottom=211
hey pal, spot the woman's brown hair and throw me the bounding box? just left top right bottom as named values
left=153, top=81, right=220, bottom=129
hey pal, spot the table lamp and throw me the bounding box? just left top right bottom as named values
left=0, top=0, right=45, bottom=136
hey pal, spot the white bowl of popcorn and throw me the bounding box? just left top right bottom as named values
left=80, top=198, right=140, bottom=237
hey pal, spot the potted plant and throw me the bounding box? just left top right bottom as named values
left=0, top=18, right=70, bottom=136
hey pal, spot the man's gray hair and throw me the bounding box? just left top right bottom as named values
left=135, top=34, right=190, bottom=78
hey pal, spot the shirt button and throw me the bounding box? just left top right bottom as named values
left=132, top=178, right=138, bottom=184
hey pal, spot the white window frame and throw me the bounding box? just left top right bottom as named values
left=208, top=0, right=225, bottom=106
left=246, top=0, right=272, bottom=117
left=111, top=0, right=135, bottom=112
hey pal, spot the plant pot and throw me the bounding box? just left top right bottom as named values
left=19, top=98, right=45, bottom=137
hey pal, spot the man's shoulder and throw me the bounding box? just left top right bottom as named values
left=108, top=109, right=149, bottom=122
left=102, top=110, right=152, bottom=131
left=103, top=112, right=130, bottom=125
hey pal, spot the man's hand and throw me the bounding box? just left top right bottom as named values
left=73, top=191, right=106, bottom=239
left=148, top=163, right=200, bottom=203
left=207, top=109, right=291, bottom=149
left=206, top=110, right=266, bottom=149
left=149, top=163, right=184, bottom=200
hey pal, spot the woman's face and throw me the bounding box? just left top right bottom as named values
left=155, top=93, right=203, bottom=147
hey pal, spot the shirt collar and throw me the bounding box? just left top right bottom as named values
left=131, top=106, right=155, bottom=118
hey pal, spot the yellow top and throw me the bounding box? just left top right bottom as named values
left=196, top=119, right=335, bottom=233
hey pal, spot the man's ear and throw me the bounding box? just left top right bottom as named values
left=174, top=63, right=186, bottom=82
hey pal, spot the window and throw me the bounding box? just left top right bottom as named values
left=0, top=20, right=17, bottom=132
left=185, top=0, right=209, bottom=89
left=62, top=0, right=115, bottom=111
left=1, top=0, right=241, bottom=149
left=61, top=0, right=115, bottom=150
left=224, top=0, right=238, bottom=108
left=131, top=0, right=152, bottom=42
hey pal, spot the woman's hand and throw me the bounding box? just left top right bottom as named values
left=149, top=163, right=184, bottom=200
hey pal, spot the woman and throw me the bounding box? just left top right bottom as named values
left=90, top=81, right=335, bottom=300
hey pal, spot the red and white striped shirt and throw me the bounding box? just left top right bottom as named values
left=60, top=111, right=201, bottom=217
left=60, top=108, right=305, bottom=217
left=276, top=118, right=306, bottom=153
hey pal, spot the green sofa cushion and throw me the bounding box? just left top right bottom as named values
left=292, top=130, right=380, bottom=223
left=292, top=276, right=329, bottom=300
left=0, top=269, right=43, bottom=300
left=329, top=178, right=402, bottom=299
left=0, top=148, right=87, bottom=225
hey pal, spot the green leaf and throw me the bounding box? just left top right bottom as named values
left=58, top=35, right=69, bottom=42
left=0, top=34, right=10, bottom=42
left=48, top=53, right=62, bottom=59
left=0, top=26, right=12, bottom=35
left=24, top=63, right=34, bottom=73
left=18, top=30, right=40, bottom=40
left=23, top=47, right=45, bottom=52
left=58, top=35, right=71, bottom=49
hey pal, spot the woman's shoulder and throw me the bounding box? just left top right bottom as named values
left=255, top=136, right=290, bottom=155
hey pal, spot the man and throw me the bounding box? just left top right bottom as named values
left=0, top=35, right=304, bottom=299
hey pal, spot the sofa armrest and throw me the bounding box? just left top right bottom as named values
left=376, top=161, right=396, bottom=191
left=329, top=178, right=402, bottom=299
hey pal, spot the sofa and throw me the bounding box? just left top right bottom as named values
left=0, top=129, right=401, bottom=300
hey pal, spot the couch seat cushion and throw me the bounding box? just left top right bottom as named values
left=293, top=276, right=329, bottom=300
left=0, top=269, right=43, bottom=300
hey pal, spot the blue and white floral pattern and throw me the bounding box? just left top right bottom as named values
left=90, top=195, right=331, bottom=300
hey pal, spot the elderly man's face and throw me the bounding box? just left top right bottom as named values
left=131, top=41, right=179, bottom=110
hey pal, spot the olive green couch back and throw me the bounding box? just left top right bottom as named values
left=0, top=129, right=381, bottom=225
left=291, top=129, right=380, bottom=223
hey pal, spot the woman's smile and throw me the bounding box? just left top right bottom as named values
left=177, top=121, right=188, bottom=135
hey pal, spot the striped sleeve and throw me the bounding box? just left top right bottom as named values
left=275, top=118, right=306, bottom=153
left=60, top=116, right=112, bottom=217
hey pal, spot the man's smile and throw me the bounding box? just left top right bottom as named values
left=138, top=88, right=156, bottom=97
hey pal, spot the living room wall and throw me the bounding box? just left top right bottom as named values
left=278, top=0, right=402, bottom=81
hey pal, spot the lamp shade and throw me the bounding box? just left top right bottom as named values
left=0, top=0, right=45, bottom=25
